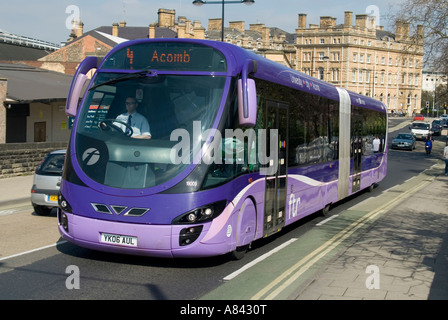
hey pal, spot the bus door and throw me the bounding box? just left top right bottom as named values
left=263, top=101, right=288, bottom=236
left=352, top=136, right=362, bottom=192
left=351, top=115, right=363, bottom=193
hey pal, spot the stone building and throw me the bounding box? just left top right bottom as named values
left=295, top=11, right=424, bottom=115
left=205, top=18, right=295, bottom=67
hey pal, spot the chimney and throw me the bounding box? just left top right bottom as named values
left=119, top=21, right=126, bottom=28
left=178, top=25, right=186, bottom=39
left=208, top=18, right=222, bottom=31
left=158, top=8, right=175, bottom=28
left=344, top=11, right=353, bottom=27
left=249, top=23, right=265, bottom=33
left=193, top=21, right=205, bottom=39
left=417, top=24, right=424, bottom=43
left=320, top=16, right=336, bottom=29
left=298, top=14, right=307, bottom=29
left=229, top=21, right=245, bottom=33
left=149, top=24, right=156, bottom=39
left=367, top=15, right=376, bottom=30
left=395, top=20, right=410, bottom=41
left=74, top=21, right=83, bottom=38
left=355, top=14, right=368, bottom=29
left=112, top=23, right=119, bottom=37
left=262, top=26, right=270, bottom=42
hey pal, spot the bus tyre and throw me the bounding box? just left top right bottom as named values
left=321, top=204, right=331, bottom=217
left=368, top=184, right=375, bottom=192
left=230, top=244, right=249, bottom=260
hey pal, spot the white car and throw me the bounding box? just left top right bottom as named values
left=31, top=149, right=66, bottom=215
left=410, top=121, right=430, bottom=140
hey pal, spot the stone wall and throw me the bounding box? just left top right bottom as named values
left=0, top=142, right=68, bottom=178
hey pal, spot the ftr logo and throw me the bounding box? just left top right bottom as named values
left=82, top=148, right=101, bottom=166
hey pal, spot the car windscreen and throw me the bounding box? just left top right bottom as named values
left=412, top=123, right=430, bottom=129
left=37, top=154, right=65, bottom=176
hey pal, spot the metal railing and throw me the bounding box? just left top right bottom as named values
left=0, top=30, right=60, bottom=51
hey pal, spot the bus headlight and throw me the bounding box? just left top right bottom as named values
left=58, top=193, right=73, bottom=213
left=179, top=226, right=203, bottom=246
left=172, top=200, right=227, bottom=224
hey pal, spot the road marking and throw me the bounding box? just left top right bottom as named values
left=316, top=215, right=339, bottom=226
left=223, top=238, right=298, bottom=281
left=250, top=176, right=434, bottom=300
left=0, top=209, right=20, bottom=216
left=0, top=240, right=67, bottom=262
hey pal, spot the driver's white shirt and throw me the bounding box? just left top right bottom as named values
left=116, top=112, right=151, bottom=137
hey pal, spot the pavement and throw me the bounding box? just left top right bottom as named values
left=0, top=121, right=447, bottom=300
left=0, top=174, right=33, bottom=209
left=291, top=162, right=448, bottom=300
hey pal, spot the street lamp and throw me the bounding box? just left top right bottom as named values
left=192, top=0, right=255, bottom=42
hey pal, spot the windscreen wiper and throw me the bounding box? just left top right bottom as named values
left=89, top=70, right=155, bottom=91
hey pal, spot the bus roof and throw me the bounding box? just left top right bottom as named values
left=100, top=38, right=387, bottom=113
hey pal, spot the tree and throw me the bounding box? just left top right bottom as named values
left=395, top=0, right=448, bottom=72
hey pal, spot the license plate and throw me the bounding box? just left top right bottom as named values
left=100, top=233, right=138, bottom=247
left=47, top=195, right=58, bottom=202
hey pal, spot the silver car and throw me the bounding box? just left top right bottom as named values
left=31, top=149, right=66, bottom=215
left=391, top=133, right=416, bottom=151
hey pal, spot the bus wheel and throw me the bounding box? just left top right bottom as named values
left=230, top=244, right=250, bottom=260
left=321, top=204, right=331, bottom=217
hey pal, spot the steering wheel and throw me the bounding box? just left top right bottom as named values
left=99, top=119, right=133, bottom=137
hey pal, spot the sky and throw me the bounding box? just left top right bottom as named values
left=1, top=0, right=403, bottom=45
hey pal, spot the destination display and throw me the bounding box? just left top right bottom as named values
left=102, top=42, right=227, bottom=72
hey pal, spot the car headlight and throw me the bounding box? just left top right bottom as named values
left=172, top=200, right=227, bottom=224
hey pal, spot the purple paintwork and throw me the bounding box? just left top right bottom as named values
left=59, top=39, right=388, bottom=258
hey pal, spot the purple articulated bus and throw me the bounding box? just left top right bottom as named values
left=58, top=39, right=387, bottom=259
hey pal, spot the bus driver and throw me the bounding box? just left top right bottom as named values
left=116, top=97, right=151, bottom=139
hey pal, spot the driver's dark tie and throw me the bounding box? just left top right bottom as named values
left=126, top=114, right=132, bottom=134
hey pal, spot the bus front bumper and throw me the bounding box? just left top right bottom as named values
left=57, top=209, right=234, bottom=258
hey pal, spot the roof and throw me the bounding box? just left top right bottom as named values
left=206, top=27, right=296, bottom=44
left=0, top=42, right=53, bottom=61
left=66, top=26, right=177, bottom=47
left=0, top=63, right=73, bottom=103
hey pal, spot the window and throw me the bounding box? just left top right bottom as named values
left=254, top=79, right=340, bottom=168
left=353, top=53, right=358, bottom=62
left=332, top=52, right=340, bottom=61
left=318, top=67, right=324, bottom=80
left=320, top=38, right=325, bottom=44
left=332, top=68, right=339, bottom=81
